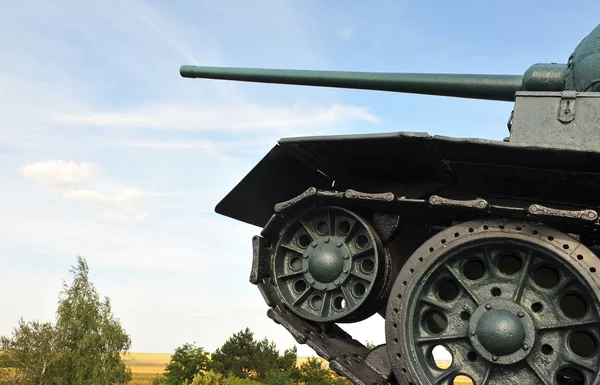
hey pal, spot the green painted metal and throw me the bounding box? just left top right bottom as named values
left=179, top=22, right=600, bottom=385
left=180, top=65, right=525, bottom=101
left=386, top=220, right=600, bottom=385
left=475, top=309, right=526, bottom=356
left=272, top=206, right=392, bottom=323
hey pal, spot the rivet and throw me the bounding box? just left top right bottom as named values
left=492, top=356, right=498, bottom=361
left=334, top=279, right=340, bottom=285
left=486, top=304, right=492, bottom=310
left=311, top=241, right=317, bottom=247
left=518, top=312, right=524, bottom=318
left=302, top=267, right=308, bottom=273
left=531, top=205, right=538, bottom=213
left=523, top=344, right=529, bottom=350
left=343, top=267, right=349, bottom=273
left=344, top=254, right=350, bottom=259
left=471, top=331, right=476, bottom=336
left=336, top=241, right=343, bottom=247
left=304, top=254, right=310, bottom=259
left=324, top=237, right=330, bottom=243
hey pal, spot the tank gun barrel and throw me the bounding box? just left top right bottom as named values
left=179, top=64, right=567, bottom=102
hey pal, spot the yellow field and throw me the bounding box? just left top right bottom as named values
left=123, top=354, right=470, bottom=385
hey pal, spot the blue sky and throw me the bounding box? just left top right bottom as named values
left=1, top=1, right=599, bottom=358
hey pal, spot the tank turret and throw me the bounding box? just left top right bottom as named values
left=180, top=24, right=600, bottom=385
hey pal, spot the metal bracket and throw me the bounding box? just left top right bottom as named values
left=557, top=91, right=577, bottom=123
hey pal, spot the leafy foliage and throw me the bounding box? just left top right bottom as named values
left=299, top=357, right=351, bottom=385
left=0, top=319, right=60, bottom=385
left=163, top=343, right=209, bottom=385
left=208, top=328, right=299, bottom=382
left=0, top=256, right=132, bottom=385
left=189, top=370, right=224, bottom=385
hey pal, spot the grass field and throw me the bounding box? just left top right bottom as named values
left=123, top=353, right=469, bottom=385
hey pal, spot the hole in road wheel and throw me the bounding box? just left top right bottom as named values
left=463, top=260, right=485, bottom=280
left=338, top=220, right=351, bottom=235
left=430, top=345, right=452, bottom=370
left=570, top=332, right=597, bottom=358
left=298, top=234, right=311, bottom=248
left=467, top=351, right=477, bottom=361
left=356, top=234, right=369, bottom=249
left=437, top=280, right=459, bottom=302
left=361, top=259, right=375, bottom=273
left=541, top=344, right=553, bottom=355
left=316, top=221, right=329, bottom=235
left=310, top=295, right=323, bottom=310
left=353, top=283, right=366, bottom=297
left=293, top=280, right=307, bottom=293
left=561, top=293, right=587, bottom=319
left=531, top=302, right=543, bottom=313
left=532, top=266, right=559, bottom=289
left=453, top=375, right=474, bottom=385
left=333, top=296, right=347, bottom=311
left=423, top=310, right=447, bottom=334
left=460, top=311, right=470, bottom=321
left=491, top=287, right=502, bottom=297
left=498, top=254, right=521, bottom=275
left=289, top=256, right=302, bottom=271
left=556, top=367, right=584, bottom=385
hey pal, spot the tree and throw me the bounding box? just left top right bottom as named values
left=264, top=369, right=295, bottom=385
left=364, top=341, right=376, bottom=350
left=163, top=342, right=209, bottom=385
left=0, top=318, right=61, bottom=385
left=0, top=256, right=132, bottom=385
left=299, top=357, right=331, bottom=385
left=208, top=328, right=299, bottom=381
left=190, top=370, right=224, bottom=385
left=299, top=357, right=352, bottom=385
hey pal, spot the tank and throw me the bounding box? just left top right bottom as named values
left=180, top=24, right=600, bottom=385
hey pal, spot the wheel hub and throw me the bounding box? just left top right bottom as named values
left=468, top=299, right=535, bottom=364
left=306, top=239, right=347, bottom=283
left=476, top=309, right=525, bottom=355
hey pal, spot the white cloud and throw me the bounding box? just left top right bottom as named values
left=63, top=188, right=148, bottom=222
left=18, top=160, right=96, bottom=187
left=51, top=102, right=377, bottom=132
left=0, top=0, right=388, bottom=358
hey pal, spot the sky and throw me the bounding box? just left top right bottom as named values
left=1, top=0, right=600, bottom=359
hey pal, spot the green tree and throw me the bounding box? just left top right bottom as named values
left=299, top=357, right=331, bottom=385
left=163, top=342, right=209, bottom=385
left=264, top=369, right=295, bottom=385
left=224, top=377, right=263, bottom=385
left=208, top=328, right=299, bottom=382
left=190, top=370, right=224, bottom=385
left=0, top=256, right=132, bottom=385
left=54, top=256, right=132, bottom=385
left=0, top=318, right=61, bottom=385
left=364, top=341, right=376, bottom=350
